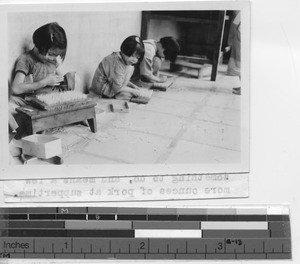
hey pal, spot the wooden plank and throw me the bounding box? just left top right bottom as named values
left=174, top=60, right=203, bottom=69
left=15, top=113, right=33, bottom=136
left=141, top=11, right=151, bottom=40
left=211, top=11, right=226, bottom=81
left=173, top=60, right=202, bottom=78
left=110, top=102, right=129, bottom=113
left=26, top=97, right=91, bottom=112
left=17, top=101, right=96, bottom=120
left=87, top=117, right=97, bottom=133
left=148, top=14, right=219, bottom=25
left=177, top=55, right=210, bottom=64
left=150, top=77, right=175, bottom=91
left=25, top=97, right=48, bottom=110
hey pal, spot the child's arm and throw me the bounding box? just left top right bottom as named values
left=139, top=58, right=167, bottom=83
left=111, top=77, right=140, bottom=97
left=111, top=74, right=140, bottom=97
left=11, top=72, right=64, bottom=95
left=142, top=73, right=167, bottom=83
left=109, top=62, right=140, bottom=96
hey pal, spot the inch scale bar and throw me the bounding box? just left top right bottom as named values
left=0, top=206, right=291, bottom=260
left=0, top=237, right=291, bottom=260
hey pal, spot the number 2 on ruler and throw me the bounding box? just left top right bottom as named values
left=140, top=242, right=145, bottom=250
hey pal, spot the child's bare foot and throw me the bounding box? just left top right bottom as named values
left=232, top=87, right=241, bottom=95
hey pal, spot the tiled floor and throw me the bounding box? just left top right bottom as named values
left=36, top=66, right=241, bottom=165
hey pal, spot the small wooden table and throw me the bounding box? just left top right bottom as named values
left=173, top=60, right=204, bottom=78
left=16, top=100, right=97, bottom=135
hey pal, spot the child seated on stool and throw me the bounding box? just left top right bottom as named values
left=136, top=36, right=180, bottom=83
left=89, top=35, right=145, bottom=100
left=10, top=22, right=79, bottom=112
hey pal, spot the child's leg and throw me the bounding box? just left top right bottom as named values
left=9, top=97, right=31, bottom=140
left=8, top=100, right=23, bottom=159
left=153, top=56, right=163, bottom=76
left=9, top=132, right=23, bottom=163
left=9, top=111, right=18, bottom=133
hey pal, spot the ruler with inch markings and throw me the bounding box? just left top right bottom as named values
left=0, top=206, right=291, bottom=260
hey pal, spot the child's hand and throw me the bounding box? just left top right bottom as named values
left=10, top=95, right=26, bottom=106
left=158, top=75, right=168, bottom=83
left=132, top=89, right=140, bottom=97
left=43, top=73, right=64, bottom=87
left=56, top=56, right=63, bottom=66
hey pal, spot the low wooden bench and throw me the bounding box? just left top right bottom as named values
left=174, top=60, right=204, bottom=78
left=16, top=100, right=97, bottom=135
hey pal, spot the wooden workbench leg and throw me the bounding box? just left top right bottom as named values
left=14, top=114, right=33, bottom=139
left=141, top=11, right=150, bottom=40
left=211, top=11, right=226, bottom=81
left=87, top=117, right=97, bottom=133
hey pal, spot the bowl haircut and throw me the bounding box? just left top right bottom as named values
left=160, top=36, right=180, bottom=62
left=33, top=22, right=67, bottom=60
left=120, top=35, right=145, bottom=63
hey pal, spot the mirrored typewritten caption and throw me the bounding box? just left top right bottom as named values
left=4, top=174, right=248, bottom=202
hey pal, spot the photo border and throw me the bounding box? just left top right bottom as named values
left=0, top=1, right=250, bottom=179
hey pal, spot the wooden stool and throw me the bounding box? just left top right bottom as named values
left=16, top=101, right=97, bottom=135
left=173, top=60, right=204, bottom=78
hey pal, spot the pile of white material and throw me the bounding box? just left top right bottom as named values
left=36, top=91, right=87, bottom=106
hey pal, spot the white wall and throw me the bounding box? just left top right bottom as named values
left=8, top=11, right=142, bottom=92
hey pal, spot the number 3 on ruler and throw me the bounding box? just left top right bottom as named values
left=217, top=242, right=223, bottom=250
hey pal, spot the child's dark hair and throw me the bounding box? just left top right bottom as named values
left=160, top=36, right=180, bottom=62
left=120, top=35, right=145, bottom=63
left=33, top=22, right=67, bottom=60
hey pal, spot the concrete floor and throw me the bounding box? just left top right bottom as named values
left=34, top=65, right=241, bottom=165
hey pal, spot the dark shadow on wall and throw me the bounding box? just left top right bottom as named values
left=8, top=40, right=31, bottom=93
left=82, top=72, right=92, bottom=94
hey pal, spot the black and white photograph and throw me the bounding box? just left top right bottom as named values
left=2, top=1, right=250, bottom=178
left=0, top=0, right=300, bottom=263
